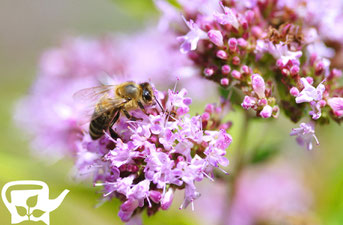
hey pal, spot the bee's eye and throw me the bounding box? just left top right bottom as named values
left=142, top=90, right=152, bottom=102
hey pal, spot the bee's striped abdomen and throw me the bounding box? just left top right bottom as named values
left=89, top=107, right=114, bottom=140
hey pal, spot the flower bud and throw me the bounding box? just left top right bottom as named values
left=216, top=50, right=228, bottom=59
left=161, top=189, right=174, bottom=210
left=201, top=112, right=210, bottom=121
left=276, top=59, right=284, bottom=68
left=272, top=106, right=280, bottom=118
left=238, top=38, right=247, bottom=49
left=306, top=77, right=314, bottom=85
left=208, top=30, right=223, bottom=46
left=118, top=210, right=132, bottom=223
left=319, top=100, right=326, bottom=108
left=149, top=191, right=162, bottom=203
left=232, top=56, right=240, bottom=65
left=290, top=87, right=299, bottom=97
left=315, top=61, right=324, bottom=75
left=260, top=105, right=272, bottom=118
left=120, top=199, right=139, bottom=212
left=241, top=65, right=250, bottom=74
left=231, top=70, right=241, bottom=79
left=251, top=73, right=265, bottom=98
left=221, top=65, right=231, bottom=75
left=290, top=65, right=299, bottom=76
left=220, top=78, right=229, bottom=86
left=204, top=68, right=214, bottom=77
left=228, top=38, right=237, bottom=52
left=240, top=18, right=248, bottom=30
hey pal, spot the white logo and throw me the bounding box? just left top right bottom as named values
left=1, top=180, right=69, bottom=225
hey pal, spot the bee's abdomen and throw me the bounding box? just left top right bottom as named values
left=89, top=113, right=111, bottom=140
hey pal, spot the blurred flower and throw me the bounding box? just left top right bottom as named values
left=226, top=163, right=313, bottom=225
left=178, top=16, right=208, bottom=54
left=327, top=97, right=343, bottom=118
left=214, top=3, right=239, bottom=29
left=290, top=122, right=319, bottom=150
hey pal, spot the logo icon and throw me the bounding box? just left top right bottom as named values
left=1, top=180, right=69, bottom=225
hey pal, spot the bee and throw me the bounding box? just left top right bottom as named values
left=73, top=81, right=159, bottom=140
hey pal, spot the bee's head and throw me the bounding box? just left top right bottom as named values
left=140, top=82, right=153, bottom=104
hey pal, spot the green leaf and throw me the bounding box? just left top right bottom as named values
left=26, top=195, right=38, bottom=208
left=16, top=206, right=27, bottom=216
left=32, top=209, right=45, bottom=218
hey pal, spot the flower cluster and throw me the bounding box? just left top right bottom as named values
left=75, top=88, right=232, bottom=222
left=155, top=0, right=343, bottom=149
left=15, top=28, right=213, bottom=158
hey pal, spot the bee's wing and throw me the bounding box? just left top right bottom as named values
left=73, top=85, right=116, bottom=105
left=73, top=85, right=118, bottom=125
left=76, top=96, right=126, bottom=126
left=91, top=96, right=126, bottom=120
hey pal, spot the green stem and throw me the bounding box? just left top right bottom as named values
left=220, top=111, right=251, bottom=225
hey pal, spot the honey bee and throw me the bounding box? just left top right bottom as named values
left=73, top=81, right=159, bottom=140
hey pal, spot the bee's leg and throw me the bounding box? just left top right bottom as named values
left=137, top=101, right=147, bottom=114
left=122, top=108, right=143, bottom=121
left=109, top=109, right=120, bottom=140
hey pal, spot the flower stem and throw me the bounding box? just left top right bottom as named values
left=220, top=110, right=251, bottom=225
left=232, top=110, right=250, bottom=181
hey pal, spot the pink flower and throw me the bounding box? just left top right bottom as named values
left=290, top=122, right=319, bottom=150
left=214, top=3, right=239, bottom=29
left=178, top=16, right=208, bottom=54
left=309, top=101, right=322, bottom=120
left=255, top=40, right=302, bottom=66
left=260, top=105, right=272, bottom=118
left=241, top=96, right=256, bottom=109
left=295, top=78, right=325, bottom=104
left=327, top=97, right=343, bottom=118
left=88, top=87, right=232, bottom=222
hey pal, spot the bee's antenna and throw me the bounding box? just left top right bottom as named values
left=154, top=95, right=165, bottom=113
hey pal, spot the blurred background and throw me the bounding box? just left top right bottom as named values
left=1, top=0, right=343, bottom=224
